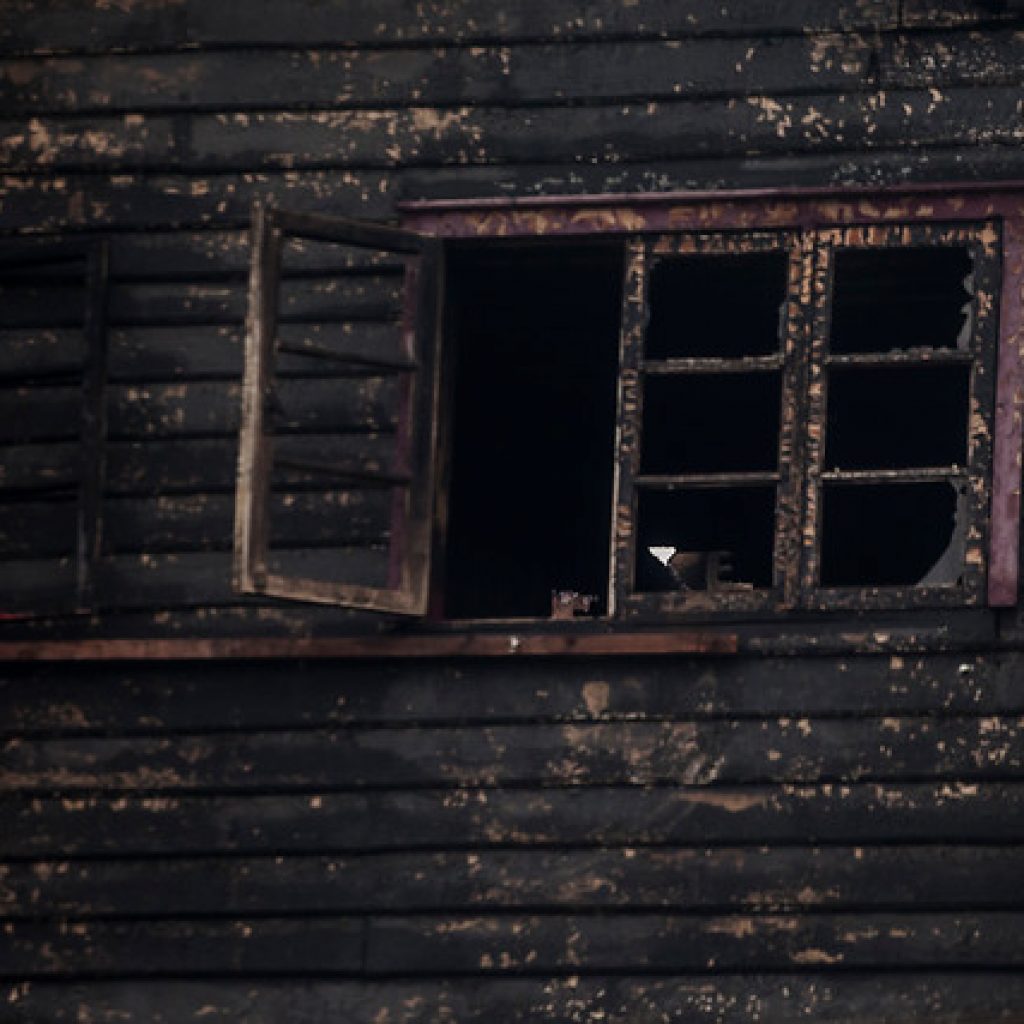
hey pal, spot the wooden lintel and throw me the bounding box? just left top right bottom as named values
left=0, top=631, right=737, bottom=662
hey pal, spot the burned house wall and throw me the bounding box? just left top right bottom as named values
left=2, top=1, right=1024, bottom=1021
left=3, top=1, right=1024, bottom=632
left=4, top=650, right=1024, bottom=1022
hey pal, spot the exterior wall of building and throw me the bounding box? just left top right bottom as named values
left=2, top=2, right=1024, bottom=1020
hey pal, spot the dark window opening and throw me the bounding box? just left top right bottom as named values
left=830, top=246, right=974, bottom=354
left=635, top=486, right=775, bottom=593
left=825, top=364, right=970, bottom=471
left=641, top=372, right=781, bottom=475
left=820, top=481, right=965, bottom=587
left=645, top=252, right=787, bottom=359
left=443, top=243, right=623, bottom=619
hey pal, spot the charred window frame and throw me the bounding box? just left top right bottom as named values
left=800, top=222, right=999, bottom=611
left=234, top=205, right=442, bottom=616
left=613, top=220, right=1000, bottom=618
left=0, top=239, right=110, bottom=616
left=236, top=189, right=1023, bottom=621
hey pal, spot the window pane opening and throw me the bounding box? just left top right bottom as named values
left=820, top=480, right=966, bottom=587
left=641, top=372, right=781, bottom=475
left=645, top=252, right=787, bottom=359
left=443, top=243, right=623, bottom=619
left=825, top=364, right=970, bottom=471
left=830, top=246, right=974, bottom=354
left=635, top=486, right=775, bottom=593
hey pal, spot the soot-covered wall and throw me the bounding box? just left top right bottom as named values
left=2, top=3, right=1024, bottom=1022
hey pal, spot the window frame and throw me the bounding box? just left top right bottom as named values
left=233, top=203, right=442, bottom=616
left=402, top=185, right=1024, bottom=618
left=799, top=219, right=1000, bottom=612
left=611, top=229, right=808, bottom=619
left=234, top=184, right=1024, bottom=619
left=611, top=218, right=1000, bottom=618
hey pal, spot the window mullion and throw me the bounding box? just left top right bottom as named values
left=794, top=229, right=833, bottom=604
left=609, top=237, right=647, bottom=618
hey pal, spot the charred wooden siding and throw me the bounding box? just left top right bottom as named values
left=2, top=1, right=1024, bottom=1021
left=4, top=2, right=1024, bottom=632
left=3, top=650, right=1024, bottom=1021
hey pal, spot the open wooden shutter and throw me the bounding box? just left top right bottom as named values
left=234, top=204, right=442, bottom=615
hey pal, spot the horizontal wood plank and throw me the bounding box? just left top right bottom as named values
left=2, top=782, right=1017, bottom=859
left=9, top=144, right=1024, bottom=235
left=0, top=548, right=390, bottom=615
left=0, top=1, right=900, bottom=56
left=0, top=328, right=84, bottom=381
left=106, top=276, right=402, bottom=327
left=0, top=37, right=872, bottom=116
left=2, top=910, right=1023, bottom=976
left=4, top=974, right=1024, bottom=1024
left=5, top=87, right=1024, bottom=174
left=0, top=490, right=391, bottom=558
left=0, top=378, right=397, bottom=443
left=3, top=716, right=1022, bottom=793
left=0, top=916, right=364, bottom=977
left=0, top=434, right=395, bottom=495
left=107, top=323, right=404, bottom=381
left=3, top=845, right=1021, bottom=919
left=1, top=651, right=1022, bottom=735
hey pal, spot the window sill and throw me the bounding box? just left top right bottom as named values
left=0, top=628, right=737, bottom=661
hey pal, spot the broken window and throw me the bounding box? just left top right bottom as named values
left=236, top=200, right=1007, bottom=620
left=800, top=223, right=998, bottom=610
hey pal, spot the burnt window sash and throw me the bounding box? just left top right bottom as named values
left=611, top=230, right=807, bottom=618
left=800, top=221, right=999, bottom=609
left=0, top=238, right=109, bottom=615
left=234, top=204, right=442, bottom=616
left=611, top=221, right=1001, bottom=616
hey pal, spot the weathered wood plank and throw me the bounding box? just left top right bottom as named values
left=900, top=0, right=1019, bottom=27
left=0, top=378, right=396, bottom=442
left=0, top=443, right=78, bottom=493
left=107, top=231, right=401, bottom=280
left=9, top=143, right=1024, bottom=235
left=0, top=329, right=83, bottom=380
left=0, top=435, right=392, bottom=494
left=107, top=324, right=404, bottom=381
left=0, top=1, right=899, bottom=56
left=0, top=499, right=77, bottom=558
left=5, top=974, right=1024, bottom=1024
left=0, top=387, right=79, bottom=443
left=2, top=910, right=1022, bottom=976
left=2, top=783, right=1015, bottom=859
left=0, top=490, right=390, bottom=558
left=366, top=910, right=1024, bottom=973
left=0, top=283, right=86, bottom=328
left=107, top=276, right=402, bottom=327
left=0, top=916, right=364, bottom=977
left=5, top=87, right=1024, bottom=174
left=2, top=652, right=1022, bottom=735
left=3, top=717, right=1023, bottom=793
left=3, top=846, right=1021, bottom=919
left=0, top=37, right=873, bottom=116
left=0, top=548, right=389, bottom=614
left=0, top=170, right=396, bottom=233
left=882, top=28, right=1024, bottom=89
